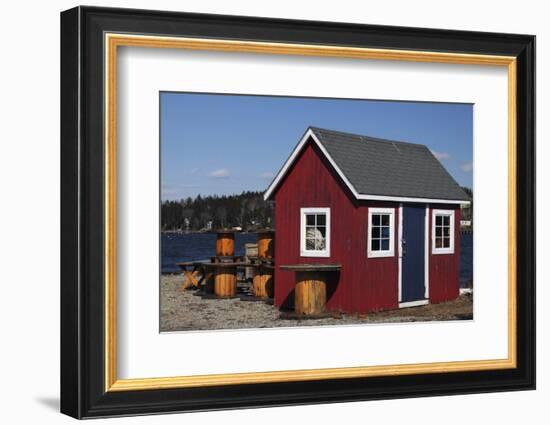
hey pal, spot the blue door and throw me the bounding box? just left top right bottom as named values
left=402, top=205, right=426, bottom=302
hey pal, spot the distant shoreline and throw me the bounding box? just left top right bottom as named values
left=161, top=230, right=259, bottom=234
left=162, top=229, right=472, bottom=235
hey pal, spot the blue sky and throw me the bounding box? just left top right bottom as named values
left=161, top=92, right=473, bottom=201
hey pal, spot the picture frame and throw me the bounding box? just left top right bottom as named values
left=60, top=5, right=535, bottom=419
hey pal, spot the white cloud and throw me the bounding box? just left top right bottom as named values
left=430, top=150, right=450, bottom=161
left=260, top=171, right=275, bottom=179
left=208, top=168, right=231, bottom=178
left=460, top=162, right=473, bottom=172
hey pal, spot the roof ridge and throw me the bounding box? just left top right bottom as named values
left=309, top=126, right=428, bottom=149
left=264, top=126, right=470, bottom=202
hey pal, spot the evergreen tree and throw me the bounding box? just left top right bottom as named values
left=161, top=191, right=273, bottom=231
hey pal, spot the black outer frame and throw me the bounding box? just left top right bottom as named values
left=60, top=6, right=535, bottom=419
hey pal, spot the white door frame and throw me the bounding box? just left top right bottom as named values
left=398, top=203, right=403, bottom=303
left=398, top=204, right=430, bottom=308
left=424, top=204, right=430, bottom=299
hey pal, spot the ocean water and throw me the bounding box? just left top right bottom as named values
left=162, top=232, right=474, bottom=287
left=161, top=232, right=258, bottom=273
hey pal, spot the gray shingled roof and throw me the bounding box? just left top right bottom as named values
left=309, top=127, right=470, bottom=201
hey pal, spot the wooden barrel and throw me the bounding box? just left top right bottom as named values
left=214, top=266, right=236, bottom=297
left=295, top=271, right=326, bottom=315
left=257, top=231, right=275, bottom=259
left=216, top=232, right=235, bottom=257
left=252, top=267, right=274, bottom=298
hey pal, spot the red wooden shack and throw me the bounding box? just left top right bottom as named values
left=264, top=127, right=470, bottom=313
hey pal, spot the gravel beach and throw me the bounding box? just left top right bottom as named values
left=160, top=274, right=473, bottom=332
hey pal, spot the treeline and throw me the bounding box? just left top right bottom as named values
left=162, top=186, right=472, bottom=231
left=161, top=191, right=274, bottom=232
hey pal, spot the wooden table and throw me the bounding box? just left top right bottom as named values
left=211, top=255, right=242, bottom=263
left=280, top=264, right=342, bottom=316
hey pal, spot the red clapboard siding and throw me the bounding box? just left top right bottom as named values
left=273, top=141, right=398, bottom=313
left=428, top=205, right=461, bottom=303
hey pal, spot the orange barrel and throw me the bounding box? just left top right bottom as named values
left=295, top=271, right=326, bottom=316
left=257, top=230, right=275, bottom=259
left=253, top=265, right=274, bottom=298
left=215, top=231, right=235, bottom=257
left=214, top=265, right=237, bottom=297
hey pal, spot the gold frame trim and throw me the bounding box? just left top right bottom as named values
left=104, top=33, right=517, bottom=392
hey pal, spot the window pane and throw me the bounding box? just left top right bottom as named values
left=381, top=226, right=390, bottom=238
left=381, top=214, right=389, bottom=226
left=305, top=226, right=316, bottom=239
left=443, top=237, right=450, bottom=248
left=316, top=214, right=326, bottom=226
left=315, top=236, right=326, bottom=250
left=372, top=227, right=380, bottom=238
left=443, top=226, right=450, bottom=237
left=435, top=238, right=443, bottom=248
left=381, top=239, right=389, bottom=251
left=435, top=227, right=442, bottom=237
left=371, top=239, right=380, bottom=251
left=443, top=215, right=450, bottom=226
left=372, top=214, right=380, bottom=226
left=302, top=210, right=330, bottom=253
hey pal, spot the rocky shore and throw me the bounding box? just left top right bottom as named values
left=160, top=274, right=473, bottom=332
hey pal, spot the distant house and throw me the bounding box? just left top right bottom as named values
left=264, top=127, right=470, bottom=313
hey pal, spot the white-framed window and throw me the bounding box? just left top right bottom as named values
left=432, top=209, right=455, bottom=254
left=300, top=207, right=330, bottom=257
left=367, top=207, right=395, bottom=258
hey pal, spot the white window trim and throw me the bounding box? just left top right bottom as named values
left=300, top=207, right=331, bottom=258
left=431, top=209, right=455, bottom=255
left=367, top=207, right=395, bottom=258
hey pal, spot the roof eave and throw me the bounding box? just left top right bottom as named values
left=355, top=193, right=471, bottom=205
left=264, top=127, right=472, bottom=206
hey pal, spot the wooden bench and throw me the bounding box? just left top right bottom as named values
left=176, top=261, right=206, bottom=290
